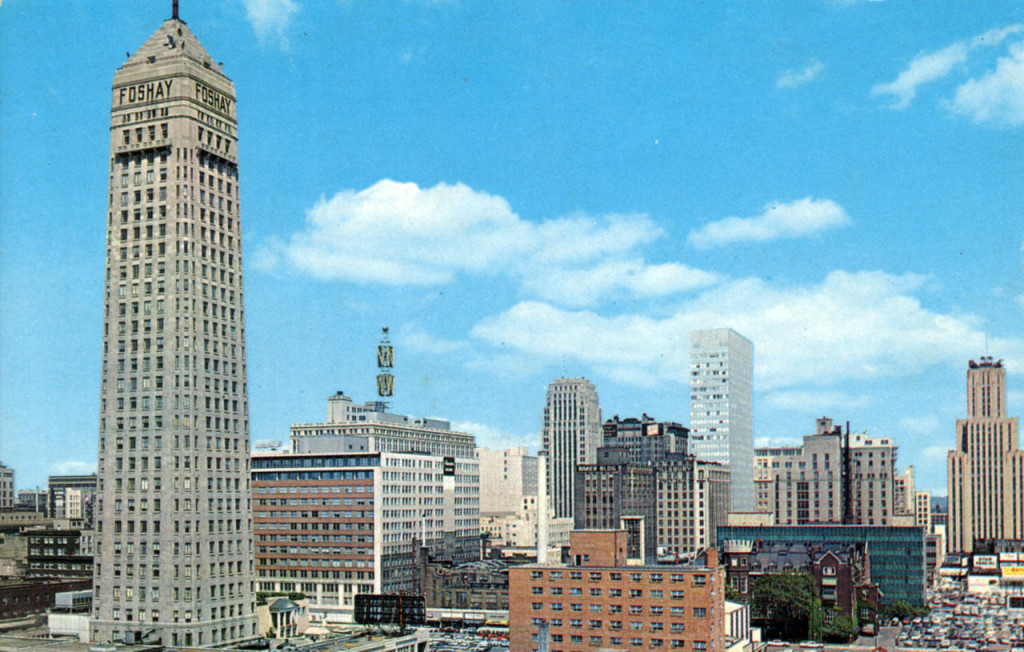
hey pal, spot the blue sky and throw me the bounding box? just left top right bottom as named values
left=2, top=0, right=1022, bottom=496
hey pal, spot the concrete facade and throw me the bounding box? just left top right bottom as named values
left=0, top=463, right=13, bottom=509
left=574, top=448, right=658, bottom=561
left=689, top=329, right=754, bottom=512
left=543, top=378, right=601, bottom=520
left=949, top=357, right=1024, bottom=553
left=477, top=446, right=538, bottom=516
left=656, top=454, right=731, bottom=556
left=602, top=415, right=689, bottom=466
left=92, top=11, right=256, bottom=646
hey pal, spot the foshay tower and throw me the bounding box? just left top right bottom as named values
left=92, top=4, right=256, bottom=646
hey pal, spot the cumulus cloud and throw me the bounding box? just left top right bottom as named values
left=260, top=179, right=716, bottom=307
left=777, top=59, right=826, bottom=89
left=471, top=270, right=1024, bottom=392
left=765, top=390, right=871, bottom=412
left=455, top=421, right=539, bottom=451
left=240, top=0, right=298, bottom=48
left=949, top=41, right=1024, bottom=126
left=687, top=197, right=851, bottom=249
left=49, top=460, right=97, bottom=475
left=871, top=24, right=1023, bottom=109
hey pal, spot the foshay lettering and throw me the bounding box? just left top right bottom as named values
left=195, top=81, right=232, bottom=115
left=118, top=79, right=173, bottom=105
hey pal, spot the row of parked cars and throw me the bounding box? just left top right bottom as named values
left=895, top=582, right=1023, bottom=651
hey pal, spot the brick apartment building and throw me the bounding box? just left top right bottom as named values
left=509, top=530, right=725, bottom=652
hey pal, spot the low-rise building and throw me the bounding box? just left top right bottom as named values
left=718, top=524, right=926, bottom=606
left=416, top=555, right=509, bottom=611
left=721, top=540, right=875, bottom=625
left=509, top=529, right=725, bottom=652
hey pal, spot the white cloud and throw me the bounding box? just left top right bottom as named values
left=471, top=270, right=1024, bottom=392
left=871, top=24, right=1023, bottom=109
left=898, top=415, right=941, bottom=436
left=949, top=41, right=1024, bottom=126
left=777, top=59, right=825, bottom=89
left=765, top=390, right=871, bottom=411
left=454, top=421, right=539, bottom=452
left=261, top=179, right=716, bottom=307
left=687, top=197, right=851, bottom=249
left=240, top=0, right=298, bottom=48
left=755, top=436, right=803, bottom=449
left=522, top=259, right=719, bottom=308
left=400, top=324, right=465, bottom=355
left=49, top=460, right=96, bottom=475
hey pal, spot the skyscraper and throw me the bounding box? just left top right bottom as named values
left=948, top=357, right=1024, bottom=553
left=689, top=329, right=754, bottom=511
left=92, top=7, right=256, bottom=646
left=542, top=377, right=601, bottom=519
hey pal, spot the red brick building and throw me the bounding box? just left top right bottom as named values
left=509, top=530, right=725, bottom=652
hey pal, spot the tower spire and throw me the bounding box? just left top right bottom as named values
left=173, top=0, right=179, bottom=20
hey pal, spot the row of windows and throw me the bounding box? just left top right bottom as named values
left=530, top=570, right=706, bottom=585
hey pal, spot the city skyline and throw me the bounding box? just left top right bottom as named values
left=2, top=1, right=1024, bottom=498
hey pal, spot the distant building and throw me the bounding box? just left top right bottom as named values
left=477, top=446, right=538, bottom=516
left=290, top=392, right=479, bottom=560
left=15, top=489, right=47, bottom=514
left=0, top=578, right=92, bottom=621
left=718, top=524, right=926, bottom=606
left=721, top=539, right=877, bottom=626
left=574, top=447, right=657, bottom=561
left=690, top=329, right=754, bottom=512
left=543, top=378, right=601, bottom=520
left=914, top=491, right=932, bottom=531
left=254, top=404, right=479, bottom=626
left=948, top=357, right=1024, bottom=553
left=0, top=462, right=13, bottom=509
left=754, top=417, right=907, bottom=526
left=415, top=554, right=509, bottom=611
left=656, top=453, right=731, bottom=556
left=894, top=466, right=916, bottom=518
left=26, top=528, right=93, bottom=579
left=48, top=474, right=97, bottom=527
left=602, top=415, right=689, bottom=466
left=509, top=529, right=726, bottom=652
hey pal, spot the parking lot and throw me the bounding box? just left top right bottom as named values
left=889, top=582, right=1023, bottom=651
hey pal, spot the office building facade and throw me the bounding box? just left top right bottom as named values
left=252, top=448, right=478, bottom=623
left=656, top=454, right=731, bottom=556
left=543, top=378, right=601, bottom=520
left=689, top=329, right=754, bottom=511
left=477, top=446, right=538, bottom=516
left=509, top=530, right=725, bottom=652
left=948, top=357, right=1024, bottom=553
left=754, top=417, right=904, bottom=526
left=49, top=475, right=98, bottom=527
left=92, top=9, right=256, bottom=646
left=574, top=448, right=657, bottom=561
left=602, top=415, right=689, bottom=466
left=0, top=463, right=13, bottom=510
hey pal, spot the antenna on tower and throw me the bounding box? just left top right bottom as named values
left=376, top=326, right=394, bottom=411
left=172, top=0, right=179, bottom=20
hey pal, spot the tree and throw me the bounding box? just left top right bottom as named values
left=821, top=614, right=856, bottom=643
left=750, top=573, right=818, bottom=641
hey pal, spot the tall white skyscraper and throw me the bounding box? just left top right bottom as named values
left=689, top=329, right=754, bottom=512
left=92, top=7, right=256, bottom=646
left=543, top=378, right=601, bottom=519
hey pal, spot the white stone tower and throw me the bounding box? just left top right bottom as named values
left=92, top=5, right=256, bottom=646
